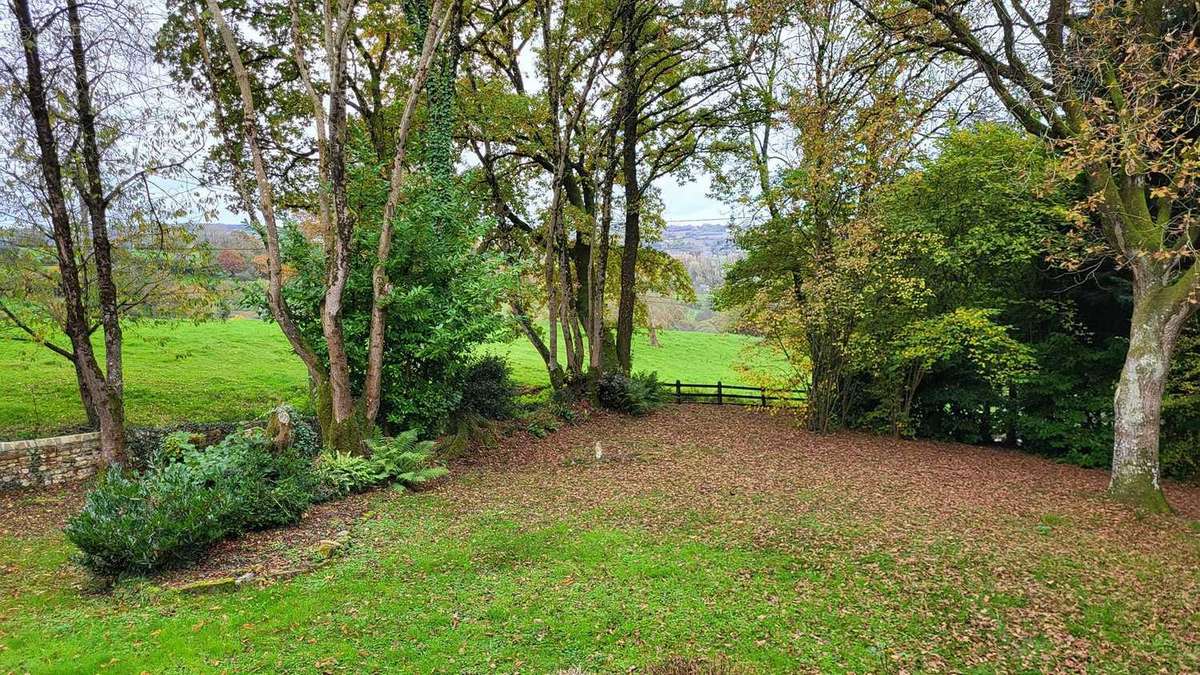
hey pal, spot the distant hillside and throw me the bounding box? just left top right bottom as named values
left=653, top=222, right=735, bottom=257
left=199, top=222, right=257, bottom=241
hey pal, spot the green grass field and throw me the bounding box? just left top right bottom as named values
left=0, top=319, right=782, bottom=438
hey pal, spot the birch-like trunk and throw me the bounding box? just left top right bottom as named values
left=1109, top=282, right=1190, bottom=513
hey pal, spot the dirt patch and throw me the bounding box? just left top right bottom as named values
left=429, top=405, right=1200, bottom=670
left=445, top=404, right=1200, bottom=520
left=0, top=482, right=86, bottom=538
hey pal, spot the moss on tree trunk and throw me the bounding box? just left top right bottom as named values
left=1110, top=295, right=1175, bottom=513
left=315, top=380, right=371, bottom=456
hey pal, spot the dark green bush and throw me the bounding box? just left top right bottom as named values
left=1163, top=326, right=1200, bottom=480
left=596, top=371, right=666, bottom=415
left=458, top=356, right=518, bottom=421
left=66, top=429, right=318, bottom=578
left=435, top=357, right=517, bottom=457
left=270, top=174, right=511, bottom=435
left=181, top=432, right=318, bottom=531
left=65, top=464, right=232, bottom=577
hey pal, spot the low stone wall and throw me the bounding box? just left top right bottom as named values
left=0, top=432, right=102, bottom=490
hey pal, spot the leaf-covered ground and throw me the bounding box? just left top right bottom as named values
left=2, top=405, right=1199, bottom=672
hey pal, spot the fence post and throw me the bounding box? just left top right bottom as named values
left=761, top=386, right=767, bottom=407
left=717, top=381, right=723, bottom=405
left=675, top=379, right=681, bottom=403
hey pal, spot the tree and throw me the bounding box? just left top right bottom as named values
left=192, top=0, right=455, bottom=451
left=462, top=0, right=621, bottom=389
left=1, top=0, right=203, bottom=462
left=611, top=0, right=734, bottom=373
left=716, top=0, right=971, bottom=431
left=859, top=0, right=1199, bottom=510
left=217, top=249, right=248, bottom=275
left=460, top=0, right=732, bottom=389
left=273, top=176, right=510, bottom=435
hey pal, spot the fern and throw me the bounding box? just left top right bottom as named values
left=315, top=450, right=379, bottom=498
left=315, top=429, right=447, bottom=499
left=368, top=430, right=445, bottom=489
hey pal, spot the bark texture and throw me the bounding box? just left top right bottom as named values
left=614, top=0, right=641, bottom=374
left=1108, top=281, right=1191, bottom=513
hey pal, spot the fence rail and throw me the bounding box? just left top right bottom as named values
left=661, top=380, right=807, bottom=406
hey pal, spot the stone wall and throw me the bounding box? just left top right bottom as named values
left=0, top=432, right=102, bottom=490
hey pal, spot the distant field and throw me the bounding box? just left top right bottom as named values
left=483, top=326, right=780, bottom=389
left=0, top=320, right=311, bottom=439
left=0, top=319, right=782, bottom=438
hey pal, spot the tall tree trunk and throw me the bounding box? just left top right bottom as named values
left=203, top=0, right=324, bottom=387
left=1109, top=279, right=1191, bottom=513
left=320, top=1, right=358, bottom=430
left=364, top=0, right=451, bottom=423
left=537, top=0, right=593, bottom=385
left=67, top=0, right=125, bottom=462
left=588, top=144, right=619, bottom=379
left=615, top=0, right=641, bottom=374
left=1088, top=167, right=1198, bottom=512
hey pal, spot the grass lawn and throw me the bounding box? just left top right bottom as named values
left=0, top=319, right=781, bottom=439
left=483, top=326, right=780, bottom=389
left=2, top=406, right=1198, bottom=672
left=0, top=320, right=312, bottom=439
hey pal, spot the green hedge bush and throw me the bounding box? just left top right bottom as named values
left=66, top=429, right=316, bottom=577
left=67, top=420, right=447, bottom=578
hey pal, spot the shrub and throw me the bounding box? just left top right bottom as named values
left=66, top=418, right=445, bottom=578
left=1163, top=326, right=1200, bottom=480
left=437, top=357, right=517, bottom=458
left=66, top=429, right=318, bottom=578
left=67, top=464, right=232, bottom=577
left=290, top=416, right=322, bottom=458
left=155, top=430, right=198, bottom=464
left=182, top=430, right=318, bottom=530
left=457, top=356, right=518, bottom=421
left=313, top=450, right=377, bottom=499
left=369, top=430, right=449, bottom=487
left=315, top=429, right=447, bottom=499
left=596, top=371, right=666, bottom=415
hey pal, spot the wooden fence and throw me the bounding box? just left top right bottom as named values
left=662, top=380, right=807, bottom=406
